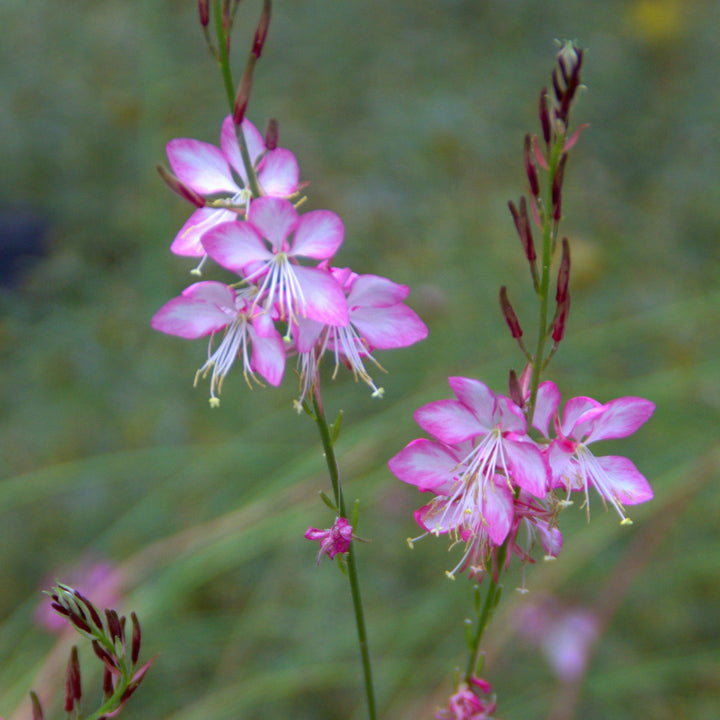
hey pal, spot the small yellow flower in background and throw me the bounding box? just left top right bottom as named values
left=626, top=0, right=683, bottom=43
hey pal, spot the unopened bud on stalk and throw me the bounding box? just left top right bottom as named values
left=265, top=118, right=279, bottom=150
left=500, top=286, right=523, bottom=339
left=508, top=369, right=524, bottom=407
left=524, top=134, right=540, bottom=197
left=103, top=666, right=114, bottom=699
left=233, top=66, right=253, bottom=124
left=556, top=237, right=570, bottom=304
left=64, top=646, right=82, bottom=713
left=197, top=0, right=209, bottom=27
left=131, top=612, right=142, bottom=666
left=539, top=87, right=551, bottom=146
left=508, top=197, right=536, bottom=263
left=552, top=293, right=570, bottom=343
left=253, top=0, right=272, bottom=59
left=157, top=165, right=206, bottom=207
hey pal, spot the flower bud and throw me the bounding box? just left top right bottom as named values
left=156, top=165, right=206, bottom=207
left=508, top=369, right=524, bottom=407
left=233, top=67, right=253, bottom=125
left=539, top=87, right=551, bottom=146
left=197, top=0, right=209, bottom=27
left=30, top=692, right=44, bottom=720
left=508, top=197, right=536, bottom=263
left=264, top=118, right=279, bottom=150
left=500, top=286, right=523, bottom=339
left=556, top=237, right=570, bottom=304
left=552, top=293, right=570, bottom=343
left=131, top=612, right=142, bottom=666
left=252, top=0, right=272, bottom=59
left=552, top=154, right=567, bottom=221
left=64, top=646, right=82, bottom=713
left=524, top=133, right=540, bottom=197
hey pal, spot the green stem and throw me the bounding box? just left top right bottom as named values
left=526, top=133, right=566, bottom=422
left=213, top=1, right=262, bottom=199
left=464, top=543, right=507, bottom=684
left=312, top=390, right=378, bottom=720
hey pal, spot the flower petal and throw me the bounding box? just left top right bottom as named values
left=292, top=265, right=349, bottom=325
left=166, top=138, right=237, bottom=195
left=250, top=315, right=286, bottom=386
left=504, top=438, right=550, bottom=497
left=584, top=397, right=655, bottom=444
left=533, top=381, right=561, bottom=437
left=594, top=455, right=654, bottom=505
left=247, top=196, right=298, bottom=250
left=561, top=396, right=602, bottom=437
left=447, top=377, right=498, bottom=431
left=257, top=148, right=300, bottom=196
left=481, top=480, right=514, bottom=544
left=414, top=399, right=484, bottom=444
left=350, top=303, right=428, bottom=349
left=291, top=209, right=344, bottom=259
left=170, top=207, right=236, bottom=257
left=388, top=439, right=459, bottom=493
left=220, top=116, right=265, bottom=184
left=202, top=220, right=271, bottom=274
left=347, top=274, right=409, bottom=308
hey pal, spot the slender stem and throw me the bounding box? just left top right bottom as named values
left=312, top=390, right=378, bottom=720
left=526, top=133, right=566, bottom=421
left=213, top=0, right=262, bottom=199
left=464, top=543, right=507, bottom=683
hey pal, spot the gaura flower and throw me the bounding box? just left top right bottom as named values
left=435, top=678, right=497, bottom=720
left=304, top=517, right=353, bottom=565
left=539, top=390, right=655, bottom=523
left=166, top=116, right=300, bottom=257
left=292, top=267, right=428, bottom=402
left=201, top=197, right=348, bottom=328
left=151, top=280, right=285, bottom=406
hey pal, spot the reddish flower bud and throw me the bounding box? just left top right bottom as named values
left=552, top=293, right=570, bottom=343
left=92, top=639, right=120, bottom=672
left=539, top=87, right=551, bottom=146
left=233, top=67, right=253, bottom=125
left=264, top=118, right=279, bottom=150
left=524, top=133, right=540, bottom=197
left=252, top=0, right=272, bottom=59
left=508, top=197, right=536, bottom=263
left=556, top=237, right=571, bottom=304
left=508, top=369, right=524, bottom=407
left=105, top=608, right=124, bottom=645
left=103, top=666, right=115, bottom=699
left=131, top=612, right=142, bottom=666
left=500, top=286, right=523, bottom=339
left=156, top=164, right=206, bottom=207
left=197, top=0, right=209, bottom=27
left=64, top=646, right=82, bottom=712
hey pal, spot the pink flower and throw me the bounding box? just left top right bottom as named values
left=305, top=517, right=353, bottom=565
left=540, top=390, right=655, bottom=522
left=151, top=280, right=285, bottom=405
left=293, top=267, right=428, bottom=401
left=389, top=377, right=550, bottom=577
left=436, top=679, right=497, bottom=720
left=201, top=197, right=348, bottom=327
left=166, top=116, right=300, bottom=257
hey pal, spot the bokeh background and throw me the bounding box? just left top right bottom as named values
left=1, top=1, right=719, bottom=719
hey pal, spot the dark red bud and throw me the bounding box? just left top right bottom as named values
left=508, top=369, right=524, bottom=407
left=73, top=590, right=103, bottom=631
left=539, top=87, right=551, bottom=145
left=252, top=0, right=272, bottom=59
left=103, top=666, right=115, bottom=699
left=233, top=68, right=253, bottom=125
left=105, top=609, right=123, bottom=645
left=197, top=0, right=209, bottom=27
left=552, top=293, right=570, bottom=343
left=524, top=133, right=540, bottom=197
left=500, top=286, right=523, bottom=339
left=556, top=237, right=570, bottom=304
left=157, top=165, right=206, bottom=207
left=64, top=646, right=82, bottom=712
left=508, top=197, right=536, bottom=264
left=131, top=612, right=142, bottom=666
left=92, top=640, right=119, bottom=672
left=264, top=118, right=278, bottom=150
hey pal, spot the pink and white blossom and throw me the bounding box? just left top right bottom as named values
left=435, top=679, right=497, bottom=720
left=151, top=281, right=285, bottom=405
left=202, top=197, right=348, bottom=328
left=166, top=116, right=300, bottom=257
left=539, top=390, right=655, bottom=522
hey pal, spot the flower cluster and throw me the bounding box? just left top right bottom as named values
left=152, top=116, right=427, bottom=406
left=389, top=376, right=654, bottom=580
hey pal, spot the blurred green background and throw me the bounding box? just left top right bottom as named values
left=1, top=1, right=719, bottom=718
